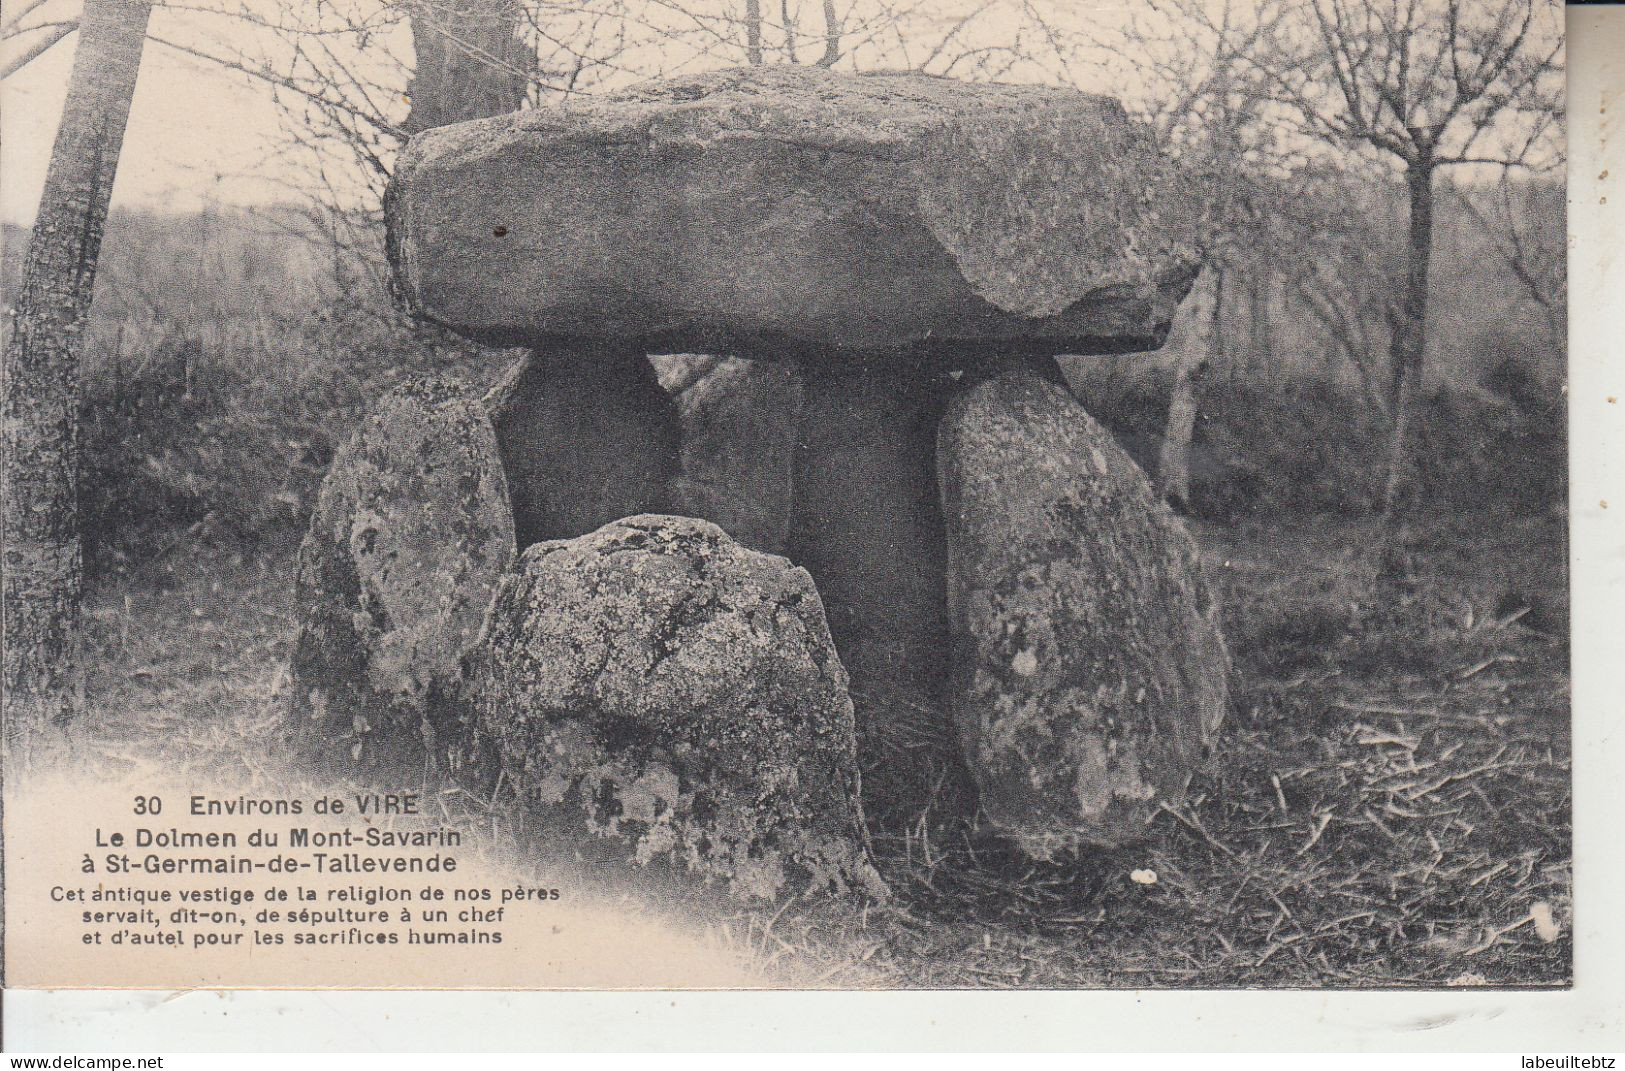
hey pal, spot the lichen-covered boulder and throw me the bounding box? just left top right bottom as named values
left=660, top=356, right=802, bottom=554
left=937, top=363, right=1229, bottom=857
left=471, top=514, right=885, bottom=900
left=386, top=65, right=1201, bottom=360
left=286, top=377, right=514, bottom=772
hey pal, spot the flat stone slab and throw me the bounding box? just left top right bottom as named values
left=387, top=66, right=1201, bottom=362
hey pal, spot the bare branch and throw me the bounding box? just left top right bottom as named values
left=0, top=18, right=75, bottom=79
left=145, top=30, right=405, bottom=142
left=0, top=0, right=55, bottom=38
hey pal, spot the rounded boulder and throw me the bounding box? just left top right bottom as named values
left=470, top=514, right=885, bottom=901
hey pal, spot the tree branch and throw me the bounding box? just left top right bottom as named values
left=0, top=18, right=75, bottom=80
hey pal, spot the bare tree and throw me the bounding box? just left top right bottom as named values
left=404, top=0, right=532, bottom=132
left=1272, top=167, right=1411, bottom=413
left=1110, top=0, right=1280, bottom=506
left=1242, top=0, right=1561, bottom=553
left=3, top=0, right=153, bottom=764
left=144, top=0, right=1093, bottom=217
left=1452, top=174, right=1566, bottom=341
left=743, top=0, right=762, bottom=64
left=1123, top=0, right=1562, bottom=541
left=1155, top=264, right=1221, bottom=507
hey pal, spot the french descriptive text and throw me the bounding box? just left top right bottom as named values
left=43, top=792, right=562, bottom=952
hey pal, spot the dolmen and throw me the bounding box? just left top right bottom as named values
left=288, top=65, right=1230, bottom=889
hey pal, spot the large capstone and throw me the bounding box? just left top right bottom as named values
left=387, top=65, right=1201, bottom=361
left=937, top=363, right=1230, bottom=857
left=286, top=377, right=514, bottom=773
left=470, top=514, right=886, bottom=901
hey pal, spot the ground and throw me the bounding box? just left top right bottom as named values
left=74, top=506, right=1571, bottom=989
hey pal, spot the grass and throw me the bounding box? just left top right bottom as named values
left=71, top=504, right=1571, bottom=989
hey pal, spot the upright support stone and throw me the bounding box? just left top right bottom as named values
left=938, top=363, right=1230, bottom=857
left=492, top=345, right=682, bottom=549
left=286, top=377, right=515, bottom=775
left=664, top=356, right=803, bottom=554
left=470, top=515, right=886, bottom=902
left=786, top=358, right=969, bottom=819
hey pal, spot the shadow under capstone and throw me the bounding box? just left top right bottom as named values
left=490, top=345, right=980, bottom=834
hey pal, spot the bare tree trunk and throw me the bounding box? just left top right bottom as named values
left=1248, top=269, right=1272, bottom=384
left=744, top=0, right=764, bottom=64
left=1157, top=265, right=1221, bottom=509
left=405, top=0, right=530, bottom=133
left=2, top=0, right=152, bottom=768
left=780, top=0, right=798, bottom=63
left=1379, top=159, right=1436, bottom=569
left=816, top=0, right=841, bottom=67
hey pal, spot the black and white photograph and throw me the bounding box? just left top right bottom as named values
left=0, top=0, right=1598, bottom=1013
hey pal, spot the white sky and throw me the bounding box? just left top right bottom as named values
left=2, top=2, right=305, bottom=223
left=0, top=0, right=1149, bottom=224
left=0, top=0, right=1565, bottom=227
